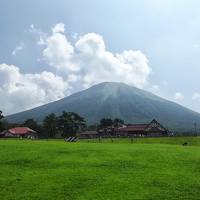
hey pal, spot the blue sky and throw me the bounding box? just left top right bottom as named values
left=0, top=0, right=200, bottom=114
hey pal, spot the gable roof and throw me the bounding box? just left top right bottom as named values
left=80, top=131, right=98, bottom=135
left=8, top=127, right=36, bottom=135
left=145, top=119, right=168, bottom=131
left=118, top=124, right=148, bottom=132
left=118, top=119, right=168, bottom=132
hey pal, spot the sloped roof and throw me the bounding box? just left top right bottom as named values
left=8, top=127, right=36, bottom=135
left=80, top=131, right=98, bottom=135
left=118, top=119, right=168, bottom=132
left=118, top=124, right=148, bottom=132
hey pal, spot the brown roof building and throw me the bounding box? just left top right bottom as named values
left=79, top=119, right=169, bottom=139
left=118, top=119, right=168, bottom=137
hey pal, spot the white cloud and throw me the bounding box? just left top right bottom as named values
left=37, top=36, right=46, bottom=45
left=28, top=24, right=47, bottom=46
left=192, top=92, right=200, bottom=101
left=28, top=24, right=37, bottom=33
left=52, top=23, right=65, bottom=33
left=42, top=24, right=78, bottom=73
left=1, top=23, right=152, bottom=115
left=174, top=92, right=184, bottom=101
left=12, top=42, right=24, bottom=56
left=72, top=33, right=79, bottom=40
left=76, top=33, right=106, bottom=54
left=0, top=63, right=70, bottom=115
left=42, top=26, right=151, bottom=89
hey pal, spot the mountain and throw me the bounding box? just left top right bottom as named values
left=6, top=82, right=200, bottom=131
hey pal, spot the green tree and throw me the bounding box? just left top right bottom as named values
left=0, top=111, right=4, bottom=131
left=23, top=118, right=43, bottom=134
left=57, top=112, right=86, bottom=137
left=23, top=118, right=38, bottom=129
left=113, top=118, right=124, bottom=128
left=43, top=113, right=58, bottom=138
left=100, top=118, right=113, bottom=128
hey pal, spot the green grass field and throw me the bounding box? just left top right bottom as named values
left=1, top=137, right=200, bottom=200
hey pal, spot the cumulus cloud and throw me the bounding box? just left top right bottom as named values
left=52, top=23, right=65, bottom=33
left=1, top=23, right=152, bottom=115
left=41, top=25, right=151, bottom=89
left=42, top=23, right=78, bottom=73
left=174, top=92, right=184, bottom=101
left=0, top=63, right=70, bottom=115
left=12, top=42, right=24, bottom=56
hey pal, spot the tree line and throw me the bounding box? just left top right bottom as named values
left=0, top=110, right=125, bottom=138
left=0, top=111, right=86, bottom=138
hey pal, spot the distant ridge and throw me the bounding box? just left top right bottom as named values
left=6, top=82, right=200, bottom=132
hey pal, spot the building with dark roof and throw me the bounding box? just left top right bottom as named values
left=117, top=119, right=168, bottom=137
left=79, top=119, right=169, bottom=139
left=79, top=131, right=99, bottom=139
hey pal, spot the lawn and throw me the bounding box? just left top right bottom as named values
left=0, top=137, right=200, bottom=200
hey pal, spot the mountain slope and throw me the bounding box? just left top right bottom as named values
left=6, top=82, right=200, bottom=131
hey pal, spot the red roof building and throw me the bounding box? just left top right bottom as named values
left=8, top=127, right=36, bottom=135
left=3, top=127, right=38, bottom=139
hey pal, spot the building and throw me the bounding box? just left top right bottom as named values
left=0, top=131, right=6, bottom=138
left=3, top=127, right=38, bottom=139
left=79, top=131, right=99, bottom=139
left=117, top=119, right=169, bottom=137
left=79, top=119, right=168, bottom=139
